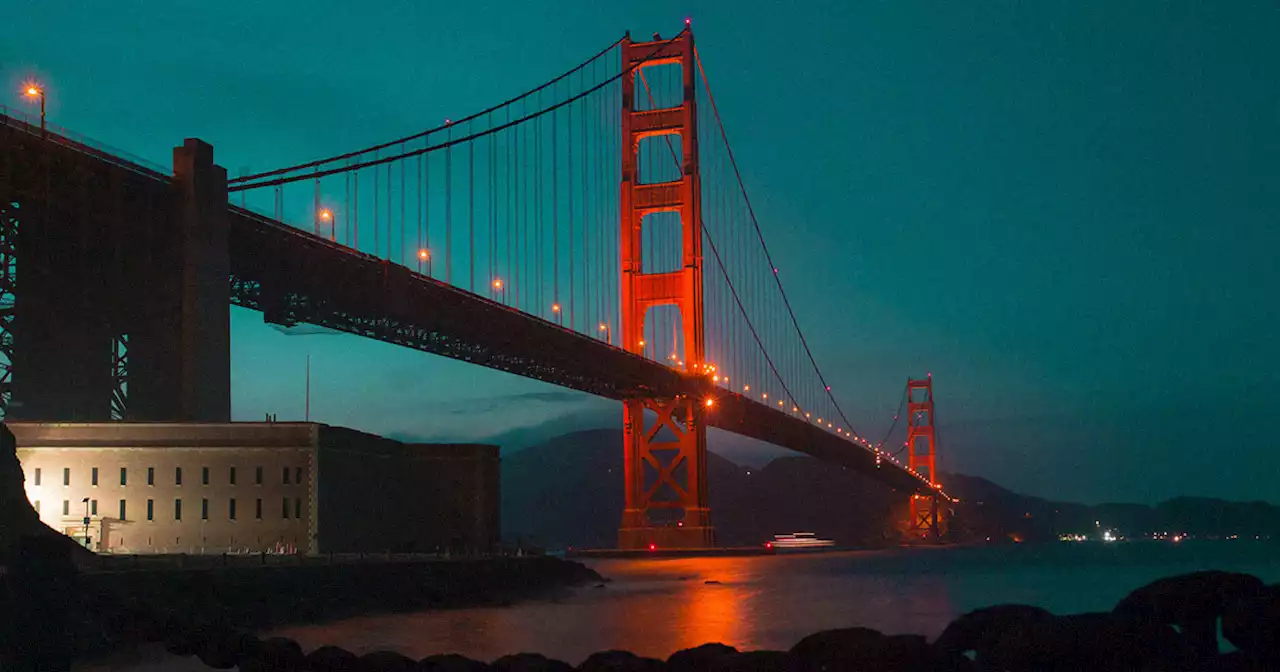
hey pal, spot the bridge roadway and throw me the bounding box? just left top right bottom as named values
left=0, top=112, right=940, bottom=498
left=228, top=207, right=934, bottom=495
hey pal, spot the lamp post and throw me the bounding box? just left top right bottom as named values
left=317, top=208, right=335, bottom=241
left=598, top=323, right=611, bottom=346
left=491, top=278, right=506, bottom=304
left=23, top=83, right=45, bottom=135
left=81, top=497, right=90, bottom=549
left=551, top=302, right=562, bottom=325
left=418, top=248, right=431, bottom=275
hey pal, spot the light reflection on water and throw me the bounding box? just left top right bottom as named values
left=96, top=542, right=1280, bottom=670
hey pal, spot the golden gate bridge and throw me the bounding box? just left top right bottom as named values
left=0, top=24, right=951, bottom=548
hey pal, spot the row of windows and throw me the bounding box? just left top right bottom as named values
left=31, top=466, right=306, bottom=487
left=34, top=498, right=305, bottom=522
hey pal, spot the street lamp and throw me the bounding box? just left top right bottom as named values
left=81, top=497, right=90, bottom=549
left=551, top=302, right=562, bottom=325
left=598, top=323, right=611, bottom=345
left=418, top=248, right=431, bottom=275
left=22, top=83, right=45, bottom=135
left=317, top=208, right=335, bottom=241
left=492, top=278, right=506, bottom=303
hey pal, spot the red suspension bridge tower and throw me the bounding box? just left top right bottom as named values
left=617, top=29, right=714, bottom=550
left=907, top=375, right=942, bottom=539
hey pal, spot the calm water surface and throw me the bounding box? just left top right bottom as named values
left=105, top=542, right=1280, bottom=670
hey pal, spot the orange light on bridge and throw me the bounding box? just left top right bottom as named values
left=318, top=209, right=332, bottom=221
left=492, top=278, right=504, bottom=289
left=552, top=303, right=561, bottom=313
left=704, top=398, right=714, bottom=408
left=639, top=340, right=645, bottom=347
left=418, top=248, right=430, bottom=261
left=743, top=385, right=750, bottom=391
left=648, top=543, right=656, bottom=551
left=25, top=86, right=40, bottom=97
left=599, top=323, right=607, bottom=331
left=762, top=393, right=768, bottom=399
left=712, top=375, right=720, bottom=382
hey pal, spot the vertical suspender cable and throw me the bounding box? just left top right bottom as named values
left=469, top=125, right=475, bottom=293
left=446, top=124, right=453, bottom=284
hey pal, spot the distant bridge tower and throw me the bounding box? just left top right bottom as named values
left=617, top=28, right=714, bottom=550
left=907, top=375, right=941, bottom=539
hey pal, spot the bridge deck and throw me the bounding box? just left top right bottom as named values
left=1, top=111, right=940, bottom=498
left=227, top=207, right=935, bottom=496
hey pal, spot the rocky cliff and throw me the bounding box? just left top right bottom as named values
left=0, top=423, right=89, bottom=565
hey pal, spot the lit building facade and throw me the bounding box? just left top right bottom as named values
left=10, top=422, right=498, bottom=555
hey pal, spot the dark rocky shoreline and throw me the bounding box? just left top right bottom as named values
left=4, top=522, right=1280, bottom=670
left=0, top=535, right=603, bottom=670
left=74, top=569, right=1280, bottom=671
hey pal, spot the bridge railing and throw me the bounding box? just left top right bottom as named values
left=0, top=106, right=170, bottom=180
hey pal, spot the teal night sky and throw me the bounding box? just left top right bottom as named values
left=3, top=2, right=1278, bottom=504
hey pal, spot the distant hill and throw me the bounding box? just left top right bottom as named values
left=502, top=428, right=901, bottom=548
left=501, top=429, right=1280, bottom=548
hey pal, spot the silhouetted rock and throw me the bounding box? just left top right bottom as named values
left=308, top=645, right=365, bottom=672
left=492, top=652, right=574, bottom=672
left=667, top=643, right=739, bottom=672
left=1203, top=651, right=1271, bottom=672
left=240, top=637, right=306, bottom=672
left=578, top=650, right=667, bottom=671
left=790, top=627, right=942, bottom=671
left=989, top=611, right=1194, bottom=672
left=196, top=628, right=259, bottom=669
left=6, top=535, right=80, bottom=671
left=933, top=604, right=1054, bottom=665
left=708, top=651, right=798, bottom=672
left=420, top=653, right=493, bottom=671
left=1113, top=570, right=1263, bottom=658
left=362, top=650, right=419, bottom=672
left=0, top=424, right=92, bottom=565
left=1222, top=583, right=1280, bottom=660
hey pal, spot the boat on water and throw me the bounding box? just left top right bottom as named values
left=768, top=532, right=837, bottom=553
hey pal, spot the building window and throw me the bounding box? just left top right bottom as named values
left=229, top=467, right=237, bottom=486
left=33, top=468, right=41, bottom=486
left=201, top=498, right=209, bottom=520
left=91, top=468, right=99, bottom=487
left=62, top=500, right=69, bottom=516
left=120, top=467, right=127, bottom=486
left=294, top=467, right=302, bottom=484
left=174, top=499, right=182, bottom=521
left=119, top=500, right=127, bottom=520
left=229, top=498, right=237, bottom=521
left=282, top=467, right=291, bottom=485
left=147, top=467, right=155, bottom=486
left=90, top=500, right=98, bottom=516
left=255, top=498, right=263, bottom=520
left=202, top=467, right=209, bottom=486
left=282, top=497, right=290, bottom=519
left=294, top=498, right=301, bottom=519
left=175, top=467, right=183, bottom=486
left=255, top=467, right=263, bottom=485
left=147, top=499, right=154, bottom=521
left=63, top=468, right=70, bottom=486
